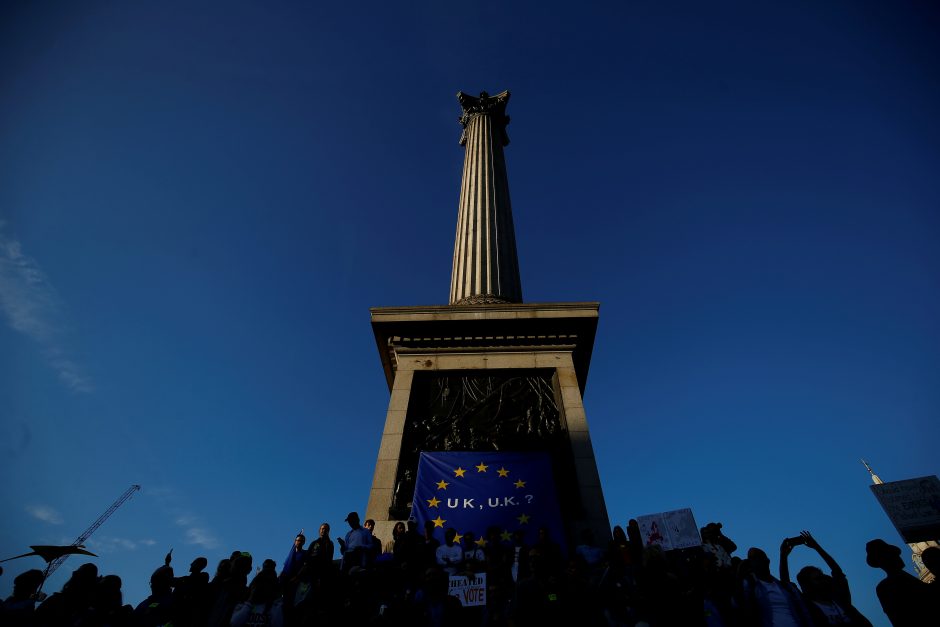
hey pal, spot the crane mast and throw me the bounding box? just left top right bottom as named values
left=42, top=484, right=141, bottom=582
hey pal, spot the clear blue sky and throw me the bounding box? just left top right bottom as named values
left=1, top=2, right=937, bottom=624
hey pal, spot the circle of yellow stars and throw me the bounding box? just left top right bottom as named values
left=424, top=462, right=535, bottom=545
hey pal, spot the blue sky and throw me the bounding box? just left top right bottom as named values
left=1, top=1, right=937, bottom=623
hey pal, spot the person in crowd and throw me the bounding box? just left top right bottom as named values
left=779, top=531, right=873, bottom=627
left=532, top=527, right=563, bottom=577
left=134, top=565, right=176, bottom=627
left=422, top=520, right=442, bottom=571
left=363, top=519, right=383, bottom=564
left=738, top=545, right=812, bottom=627
left=397, top=520, right=425, bottom=594
left=280, top=531, right=306, bottom=586
left=173, top=556, right=210, bottom=627
left=701, top=522, right=736, bottom=569
left=231, top=568, right=284, bottom=627
left=211, top=559, right=231, bottom=584
left=1, top=569, right=44, bottom=626
left=510, top=529, right=530, bottom=584
left=461, top=531, right=485, bottom=574
left=307, top=522, right=334, bottom=573
left=206, top=552, right=252, bottom=627
left=35, top=562, right=99, bottom=626
left=413, top=566, right=463, bottom=626
left=866, top=539, right=933, bottom=626
left=484, top=525, right=514, bottom=626
left=338, top=512, right=372, bottom=573
left=436, top=528, right=464, bottom=576
left=922, top=546, right=940, bottom=584
left=384, top=521, right=406, bottom=555
left=511, top=547, right=565, bottom=627
left=574, top=529, right=605, bottom=573
left=80, top=574, right=132, bottom=627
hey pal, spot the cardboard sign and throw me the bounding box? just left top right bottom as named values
left=448, top=573, right=487, bottom=607
left=636, top=508, right=702, bottom=551
left=871, top=476, right=940, bottom=544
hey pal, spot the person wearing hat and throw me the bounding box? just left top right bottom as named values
left=338, top=512, right=372, bottom=574
left=865, top=539, right=932, bottom=626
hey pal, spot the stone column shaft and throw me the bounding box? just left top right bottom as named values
left=449, top=90, right=522, bottom=305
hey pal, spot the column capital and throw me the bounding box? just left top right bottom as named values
left=457, top=90, right=510, bottom=146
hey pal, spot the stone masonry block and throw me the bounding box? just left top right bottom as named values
left=378, top=433, right=403, bottom=461
left=382, top=410, right=408, bottom=434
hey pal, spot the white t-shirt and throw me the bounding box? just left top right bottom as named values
left=758, top=580, right=801, bottom=627
left=436, top=543, right=463, bottom=574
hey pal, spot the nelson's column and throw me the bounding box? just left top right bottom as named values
left=365, top=90, right=611, bottom=544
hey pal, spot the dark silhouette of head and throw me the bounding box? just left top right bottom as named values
left=94, top=575, right=123, bottom=610
left=150, top=566, right=174, bottom=596
left=213, top=559, right=231, bottom=582
left=866, top=539, right=904, bottom=573
left=345, top=512, right=361, bottom=529
left=232, top=553, right=253, bottom=578
left=294, top=534, right=306, bottom=549
left=12, top=569, right=44, bottom=600
left=248, top=569, right=279, bottom=605
left=63, top=563, right=98, bottom=596
left=797, top=566, right=834, bottom=601
left=612, top=525, right=627, bottom=545
left=747, top=547, right=772, bottom=579
left=921, top=546, right=940, bottom=577
left=444, top=528, right=457, bottom=546
left=319, top=523, right=330, bottom=538
left=190, top=557, right=208, bottom=574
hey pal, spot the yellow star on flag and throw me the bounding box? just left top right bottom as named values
left=497, top=467, right=510, bottom=478
left=427, top=496, right=441, bottom=508
left=436, top=479, right=450, bottom=490
left=454, top=533, right=463, bottom=544
left=476, top=462, right=489, bottom=473
left=454, top=467, right=467, bottom=478
left=500, top=529, right=512, bottom=541
left=432, top=516, right=446, bottom=528
left=475, top=537, right=487, bottom=547
left=514, top=479, right=526, bottom=488
left=517, top=513, right=530, bottom=525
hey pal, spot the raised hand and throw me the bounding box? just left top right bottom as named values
left=800, top=530, right=820, bottom=551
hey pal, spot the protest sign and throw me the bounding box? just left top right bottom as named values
left=871, top=476, right=940, bottom=544
left=636, top=508, right=701, bottom=551
left=449, top=573, right=487, bottom=607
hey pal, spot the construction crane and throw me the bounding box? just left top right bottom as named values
left=42, top=484, right=141, bottom=584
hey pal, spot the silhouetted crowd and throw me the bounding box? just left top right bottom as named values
left=2, top=511, right=939, bottom=627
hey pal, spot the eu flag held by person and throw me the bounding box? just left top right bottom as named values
left=412, top=451, right=565, bottom=549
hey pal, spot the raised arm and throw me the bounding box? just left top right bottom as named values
left=801, top=531, right=842, bottom=574
left=779, top=537, right=794, bottom=584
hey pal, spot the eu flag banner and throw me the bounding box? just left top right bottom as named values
left=412, top=451, right=566, bottom=551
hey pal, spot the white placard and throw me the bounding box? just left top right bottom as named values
left=448, top=573, right=487, bottom=607
left=636, top=507, right=702, bottom=551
